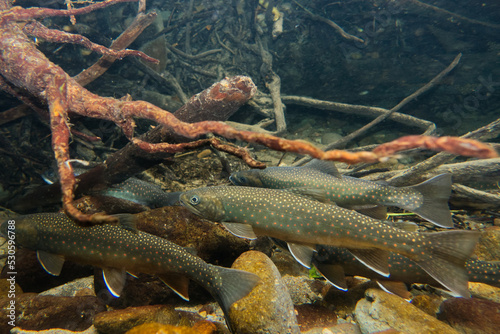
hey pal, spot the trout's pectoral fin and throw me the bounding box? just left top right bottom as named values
left=313, top=263, right=348, bottom=291
left=222, top=223, right=257, bottom=240
left=158, top=274, right=190, bottom=301
left=347, top=248, right=390, bottom=277
left=127, top=271, right=139, bottom=279
left=37, top=251, right=65, bottom=276
left=103, top=268, right=127, bottom=297
left=375, top=280, right=411, bottom=299
left=390, top=221, right=419, bottom=232
left=349, top=205, right=388, bottom=220
left=288, top=243, right=315, bottom=268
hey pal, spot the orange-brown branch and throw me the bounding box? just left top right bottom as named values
left=0, top=0, right=497, bottom=225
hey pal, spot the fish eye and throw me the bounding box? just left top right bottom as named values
left=189, top=195, right=200, bottom=205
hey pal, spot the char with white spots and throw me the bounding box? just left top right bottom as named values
left=180, top=186, right=479, bottom=297
left=101, top=177, right=181, bottom=208
left=311, top=244, right=500, bottom=297
left=0, top=213, right=259, bottom=331
left=230, top=160, right=453, bottom=228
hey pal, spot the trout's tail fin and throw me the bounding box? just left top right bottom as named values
left=414, top=230, right=480, bottom=297
left=207, top=265, right=259, bottom=332
left=409, top=173, right=453, bottom=228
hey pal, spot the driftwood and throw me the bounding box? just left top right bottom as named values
left=0, top=0, right=496, bottom=224
left=362, top=158, right=500, bottom=184
left=402, top=0, right=500, bottom=30
left=450, top=184, right=500, bottom=209
left=293, top=0, right=364, bottom=43
left=387, top=117, right=500, bottom=186
left=290, top=53, right=461, bottom=166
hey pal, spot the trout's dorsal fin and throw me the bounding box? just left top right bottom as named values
left=103, top=268, right=127, bottom=297
left=222, top=223, right=257, bottom=240
left=313, top=263, right=348, bottom=291
left=112, top=214, right=138, bottom=233
left=37, top=251, right=65, bottom=276
left=375, top=280, right=411, bottom=299
left=288, top=243, right=315, bottom=269
left=303, top=159, right=341, bottom=178
left=158, top=274, right=190, bottom=301
left=347, top=248, right=390, bottom=277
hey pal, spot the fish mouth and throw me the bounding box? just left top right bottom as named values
left=179, top=193, right=201, bottom=216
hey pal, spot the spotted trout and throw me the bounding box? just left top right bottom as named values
left=43, top=169, right=180, bottom=208
left=230, top=159, right=453, bottom=228
left=312, top=245, right=500, bottom=297
left=101, top=177, right=181, bottom=208
left=180, top=186, right=480, bottom=297
left=0, top=213, right=259, bottom=330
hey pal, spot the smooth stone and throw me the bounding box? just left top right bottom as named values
left=11, top=326, right=98, bottom=333
left=438, top=298, right=500, bottom=334
left=468, top=282, right=500, bottom=303
left=125, top=321, right=217, bottom=334
left=302, top=323, right=362, bottom=334
left=229, top=250, right=300, bottom=334
left=354, top=288, right=459, bottom=334
left=40, top=276, right=94, bottom=297
left=0, top=294, right=106, bottom=333
left=93, top=304, right=204, bottom=334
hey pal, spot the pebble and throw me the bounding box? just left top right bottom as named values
left=93, top=304, right=203, bottom=334
left=125, top=321, right=217, bottom=334
left=281, top=274, right=330, bottom=305
left=468, top=282, right=500, bottom=303
left=354, top=288, right=459, bottom=334
left=40, top=277, right=94, bottom=297
left=229, top=250, right=300, bottom=333
left=301, top=323, right=362, bottom=334
left=438, top=297, right=500, bottom=334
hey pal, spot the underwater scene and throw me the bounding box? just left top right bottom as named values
left=0, top=0, right=499, bottom=333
